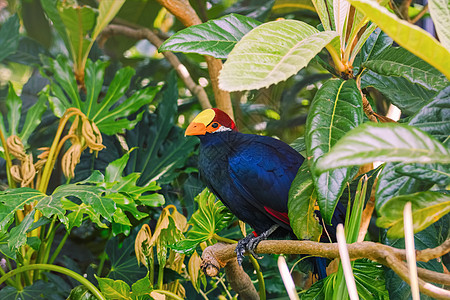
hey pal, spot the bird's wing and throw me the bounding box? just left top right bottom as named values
left=228, top=135, right=303, bottom=229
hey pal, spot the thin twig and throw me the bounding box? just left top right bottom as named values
left=411, top=4, right=429, bottom=24
left=100, top=24, right=212, bottom=110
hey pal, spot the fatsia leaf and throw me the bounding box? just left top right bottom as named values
left=219, top=20, right=338, bottom=91
left=316, top=123, right=450, bottom=172
left=91, top=0, right=125, bottom=41
left=58, top=3, right=96, bottom=64
left=429, top=0, right=450, bottom=51
left=377, top=192, right=450, bottom=238
left=159, top=13, right=261, bottom=59
left=288, top=164, right=322, bottom=241
left=0, top=188, right=46, bottom=231
left=306, top=79, right=363, bottom=224
left=172, top=189, right=233, bottom=254
left=362, top=47, right=449, bottom=91
left=361, top=70, right=436, bottom=116
left=347, top=0, right=450, bottom=80
left=0, top=14, right=20, bottom=62
left=8, top=211, right=35, bottom=251
left=6, top=84, right=22, bottom=136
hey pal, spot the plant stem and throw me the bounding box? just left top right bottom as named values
left=97, top=252, right=107, bottom=277
left=157, top=262, right=164, bottom=289
left=213, top=234, right=237, bottom=244
left=49, top=230, right=70, bottom=265
left=249, top=256, right=266, bottom=300
left=0, top=264, right=106, bottom=300
left=325, top=44, right=346, bottom=73
left=0, top=127, right=16, bottom=188
left=0, top=261, right=19, bottom=288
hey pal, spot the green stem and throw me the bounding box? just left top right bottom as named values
left=152, top=289, right=184, bottom=300
left=325, top=44, right=346, bottom=73
left=249, top=256, right=266, bottom=300
left=0, top=260, right=18, bottom=288
left=97, top=252, right=107, bottom=276
left=157, top=262, right=164, bottom=290
left=49, top=230, right=70, bottom=265
left=213, top=234, right=237, bottom=244
left=0, top=264, right=106, bottom=300
left=0, top=126, right=16, bottom=188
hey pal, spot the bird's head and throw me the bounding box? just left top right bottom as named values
left=185, top=108, right=237, bottom=136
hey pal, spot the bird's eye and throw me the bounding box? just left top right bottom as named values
left=211, top=122, right=219, bottom=128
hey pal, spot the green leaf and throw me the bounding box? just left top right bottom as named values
left=306, top=79, right=363, bottom=224
left=126, top=71, right=198, bottom=185
left=59, top=4, right=96, bottom=65
left=159, top=13, right=261, bottom=59
left=41, top=0, right=71, bottom=55
left=68, top=285, right=98, bottom=300
left=272, top=0, right=316, bottom=13
left=91, top=0, right=126, bottom=41
left=18, top=92, right=47, bottom=146
left=219, top=20, right=338, bottom=91
left=288, top=164, right=322, bottom=241
left=408, top=85, right=450, bottom=142
left=45, top=56, right=160, bottom=135
left=96, top=276, right=131, bottom=300
left=316, top=123, right=450, bottom=172
left=0, top=280, right=60, bottom=300
left=358, top=28, right=393, bottom=64
left=429, top=0, right=450, bottom=51
left=361, top=70, right=436, bottom=116
left=8, top=211, right=35, bottom=251
left=105, top=150, right=133, bottom=183
left=0, top=188, right=46, bottom=231
left=394, top=164, right=450, bottom=186
left=0, top=14, right=20, bottom=62
left=347, top=0, right=450, bottom=80
left=173, top=189, right=233, bottom=254
left=107, top=234, right=147, bottom=285
left=311, top=0, right=335, bottom=31
left=362, top=47, right=449, bottom=91
left=6, top=84, right=22, bottom=136
left=377, top=192, right=450, bottom=238
left=131, top=275, right=152, bottom=296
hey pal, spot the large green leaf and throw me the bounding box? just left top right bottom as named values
left=45, top=56, right=160, bottom=135
left=429, top=0, right=450, bottom=51
left=408, top=85, right=450, bottom=143
left=0, top=14, right=20, bottom=62
left=106, top=234, right=147, bottom=285
left=96, top=276, right=131, bottom=300
left=0, top=188, right=46, bottom=231
left=159, top=14, right=261, bottom=59
left=0, top=280, right=60, bottom=300
left=8, top=211, right=35, bottom=251
left=288, top=164, right=322, bottom=241
left=91, top=0, right=126, bottom=41
left=219, top=20, right=338, bottom=91
left=377, top=192, right=450, bottom=238
left=126, top=71, right=198, bottom=185
left=361, top=70, right=436, bottom=116
left=362, top=47, right=449, bottom=91
left=311, top=0, right=335, bottom=30
left=347, top=0, right=450, bottom=80
left=316, top=123, right=450, bottom=173
left=172, top=189, right=233, bottom=254
left=306, top=79, right=363, bottom=224
left=394, top=164, right=450, bottom=186
left=272, top=0, right=316, bottom=13
left=358, top=28, right=393, bottom=65
left=41, top=0, right=71, bottom=55
left=58, top=3, right=96, bottom=64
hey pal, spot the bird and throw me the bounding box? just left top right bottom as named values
left=185, top=108, right=344, bottom=275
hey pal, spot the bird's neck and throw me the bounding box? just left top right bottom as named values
left=197, top=131, right=237, bottom=148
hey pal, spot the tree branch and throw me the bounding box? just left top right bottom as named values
left=201, top=239, right=450, bottom=299
left=99, top=24, right=212, bottom=110
left=155, top=0, right=233, bottom=119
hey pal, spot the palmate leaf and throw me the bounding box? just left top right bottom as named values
left=306, top=79, right=363, bottom=224
left=377, top=192, right=450, bottom=238
left=362, top=47, right=449, bottom=91
left=45, top=56, right=161, bottom=135
left=219, top=20, right=338, bottom=92
left=172, top=189, right=233, bottom=254
left=126, top=71, right=198, bottom=185
left=96, top=276, right=131, bottom=300
left=159, top=14, right=261, bottom=59
left=316, top=123, right=450, bottom=173
left=288, top=163, right=322, bottom=241
left=347, top=0, right=450, bottom=80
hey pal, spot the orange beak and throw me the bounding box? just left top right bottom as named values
left=185, top=122, right=207, bottom=136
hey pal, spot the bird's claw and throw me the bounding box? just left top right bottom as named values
left=235, top=233, right=264, bottom=266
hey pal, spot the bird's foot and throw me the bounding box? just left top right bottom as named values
left=235, top=225, right=279, bottom=266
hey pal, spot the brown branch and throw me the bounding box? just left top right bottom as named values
left=155, top=0, right=234, bottom=119
left=99, top=24, right=212, bottom=110
left=201, top=239, right=450, bottom=299
left=411, top=4, right=429, bottom=24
